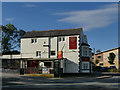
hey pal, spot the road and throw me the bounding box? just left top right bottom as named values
left=1, top=72, right=120, bottom=90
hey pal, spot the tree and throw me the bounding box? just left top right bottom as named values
left=108, top=53, right=116, bottom=64
left=17, top=29, right=26, bottom=47
left=2, top=23, right=26, bottom=53
left=95, top=59, right=99, bottom=64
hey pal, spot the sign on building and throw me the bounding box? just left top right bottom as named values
left=57, top=51, right=63, bottom=58
left=69, top=37, right=77, bottom=49
left=42, top=67, right=49, bottom=74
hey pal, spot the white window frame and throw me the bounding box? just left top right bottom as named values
left=58, top=37, right=65, bottom=42
left=36, top=51, right=41, bottom=58
left=82, top=62, right=89, bottom=69
left=50, top=51, right=55, bottom=56
left=63, top=37, right=65, bottom=41
left=82, top=47, right=88, bottom=56
left=31, top=38, right=37, bottom=44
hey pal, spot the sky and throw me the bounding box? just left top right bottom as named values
left=2, top=2, right=118, bottom=52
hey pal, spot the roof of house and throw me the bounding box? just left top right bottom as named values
left=95, top=47, right=120, bottom=55
left=81, top=43, right=90, bottom=46
left=22, top=28, right=83, bottom=38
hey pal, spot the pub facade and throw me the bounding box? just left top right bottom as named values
left=2, top=28, right=93, bottom=76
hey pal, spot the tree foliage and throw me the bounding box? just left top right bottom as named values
left=108, top=53, right=116, bottom=64
left=95, top=59, right=99, bottom=64
left=2, top=23, right=26, bottom=53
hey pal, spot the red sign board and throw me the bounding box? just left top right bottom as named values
left=57, top=51, right=63, bottom=58
left=69, top=37, right=77, bottom=49
left=82, top=57, right=90, bottom=61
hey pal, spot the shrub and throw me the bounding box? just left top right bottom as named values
left=108, top=68, right=117, bottom=72
left=95, top=59, right=99, bottom=64
left=94, top=66, right=101, bottom=72
left=117, top=69, right=120, bottom=72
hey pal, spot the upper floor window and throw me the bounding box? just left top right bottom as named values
left=59, top=38, right=61, bottom=42
left=50, top=51, right=55, bottom=56
left=58, top=37, right=65, bottom=42
left=98, top=56, right=101, bottom=58
left=63, top=37, right=65, bottom=41
left=83, top=47, right=88, bottom=56
left=31, top=39, right=37, bottom=43
left=36, top=51, right=41, bottom=57
left=100, top=63, right=103, bottom=66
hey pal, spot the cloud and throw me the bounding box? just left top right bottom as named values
left=5, top=17, right=14, bottom=21
left=25, top=4, right=37, bottom=8
left=55, top=4, right=117, bottom=31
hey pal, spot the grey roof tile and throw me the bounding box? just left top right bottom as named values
left=22, top=28, right=82, bottom=38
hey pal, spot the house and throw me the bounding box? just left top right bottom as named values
left=93, top=47, right=120, bottom=69
left=2, top=28, right=93, bottom=76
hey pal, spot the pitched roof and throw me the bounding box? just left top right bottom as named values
left=81, top=43, right=90, bottom=46
left=95, top=47, right=120, bottom=55
left=22, top=28, right=82, bottom=38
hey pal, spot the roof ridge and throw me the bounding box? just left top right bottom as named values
left=22, top=28, right=83, bottom=38
left=27, top=28, right=82, bottom=32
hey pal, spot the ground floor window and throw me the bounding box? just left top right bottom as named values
left=82, top=62, right=89, bottom=69
left=44, top=62, right=52, bottom=68
left=36, top=51, right=41, bottom=57
left=50, top=51, right=55, bottom=56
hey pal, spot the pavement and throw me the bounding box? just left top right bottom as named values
left=1, top=72, right=120, bottom=90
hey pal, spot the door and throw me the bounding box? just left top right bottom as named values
left=54, top=61, right=60, bottom=77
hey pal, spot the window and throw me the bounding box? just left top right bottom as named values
left=100, top=63, right=103, bottom=66
left=58, top=37, right=65, bottom=42
left=98, top=56, right=101, bottom=58
left=31, top=39, right=37, bottom=43
left=59, top=38, right=61, bottom=42
left=63, top=37, right=65, bottom=41
left=83, top=47, right=88, bottom=56
left=36, top=51, right=41, bottom=57
left=82, top=63, right=89, bottom=69
left=44, top=62, right=51, bottom=68
left=51, top=51, right=55, bottom=56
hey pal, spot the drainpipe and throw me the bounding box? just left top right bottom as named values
left=48, top=36, right=51, bottom=58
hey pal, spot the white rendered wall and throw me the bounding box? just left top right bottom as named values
left=21, top=37, right=49, bottom=58
left=58, top=35, right=80, bottom=73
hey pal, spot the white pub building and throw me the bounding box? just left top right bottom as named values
left=3, top=28, right=93, bottom=76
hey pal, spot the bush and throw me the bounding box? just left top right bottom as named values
left=94, top=66, right=101, bottom=72
left=108, top=68, right=117, bottom=72
left=101, top=67, right=109, bottom=72
left=117, top=69, right=120, bottom=72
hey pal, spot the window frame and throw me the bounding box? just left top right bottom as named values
left=50, top=51, right=56, bottom=56
left=36, top=51, right=41, bottom=57
left=63, top=37, right=65, bottom=41
left=98, top=56, right=101, bottom=59
left=82, top=62, right=89, bottom=69
left=82, top=47, right=88, bottom=56
left=31, top=38, right=37, bottom=44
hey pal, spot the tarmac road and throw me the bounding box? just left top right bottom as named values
left=1, top=72, right=120, bottom=90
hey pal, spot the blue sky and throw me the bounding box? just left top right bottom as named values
left=2, top=2, right=118, bottom=52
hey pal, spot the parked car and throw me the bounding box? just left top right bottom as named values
left=101, top=67, right=109, bottom=72
left=109, top=66, right=116, bottom=69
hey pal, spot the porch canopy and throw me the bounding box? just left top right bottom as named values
left=24, top=58, right=66, bottom=61
left=2, top=58, right=66, bottom=61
